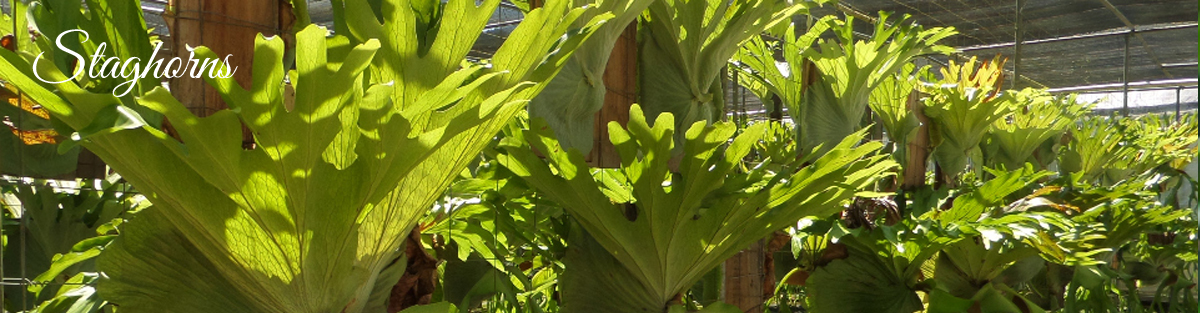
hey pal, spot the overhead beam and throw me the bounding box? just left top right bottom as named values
left=1047, top=78, right=1197, bottom=93
left=957, top=22, right=1197, bottom=52
left=1090, top=101, right=1198, bottom=116
left=1162, top=62, right=1199, bottom=68
left=485, top=19, right=523, bottom=29
left=1094, top=0, right=1175, bottom=79
left=498, top=1, right=523, bottom=10
left=834, top=2, right=877, bottom=22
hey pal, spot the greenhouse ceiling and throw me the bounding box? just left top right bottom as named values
left=5, top=0, right=1192, bottom=93
left=819, top=0, right=1198, bottom=92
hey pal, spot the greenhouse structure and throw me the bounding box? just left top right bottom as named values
left=0, top=0, right=1196, bottom=312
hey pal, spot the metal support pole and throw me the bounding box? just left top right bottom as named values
left=725, top=65, right=732, bottom=123
left=1176, top=87, right=1182, bottom=121
left=731, top=66, right=739, bottom=125
left=1014, top=0, right=1024, bottom=88
left=1096, top=0, right=1176, bottom=79
left=1, top=2, right=11, bottom=307
left=1122, top=33, right=1130, bottom=116
left=739, top=71, right=746, bottom=125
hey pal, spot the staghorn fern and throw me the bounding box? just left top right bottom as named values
left=1059, top=115, right=1140, bottom=184
left=1059, top=114, right=1196, bottom=185
left=497, top=105, right=895, bottom=311
left=797, top=13, right=955, bottom=157
left=528, top=0, right=656, bottom=154
left=639, top=0, right=821, bottom=148
left=733, top=13, right=955, bottom=157
left=731, top=16, right=834, bottom=124
left=983, top=88, right=1091, bottom=171
left=1123, top=113, right=1198, bottom=173
left=867, top=62, right=932, bottom=167
left=0, top=0, right=606, bottom=311
left=921, top=56, right=1015, bottom=178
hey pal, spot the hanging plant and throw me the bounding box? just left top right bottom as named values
left=497, top=105, right=895, bottom=311
left=867, top=63, right=931, bottom=165
left=921, top=56, right=1015, bottom=178
left=529, top=0, right=657, bottom=153
left=732, top=16, right=833, bottom=124
left=798, top=13, right=954, bottom=156
left=1060, top=114, right=1197, bottom=185
left=1058, top=116, right=1139, bottom=184
left=983, top=88, right=1090, bottom=171
left=639, top=0, right=820, bottom=146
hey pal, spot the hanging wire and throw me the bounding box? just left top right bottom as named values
left=1, top=1, right=9, bottom=307
left=13, top=0, right=31, bottom=307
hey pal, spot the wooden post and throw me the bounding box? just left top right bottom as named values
left=588, top=23, right=637, bottom=168
left=721, top=16, right=819, bottom=312
left=902, top=90, right=930, bottom=191
left=73, top=150, right=107, bottom=179
left=769, top=94, right=783, bottom=121
left=724, top=241, right=765, bottom=313
left=163, top=0, right=290, bottom=119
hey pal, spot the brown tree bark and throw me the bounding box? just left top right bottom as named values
left=388, top=228, right=439, bottom=312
